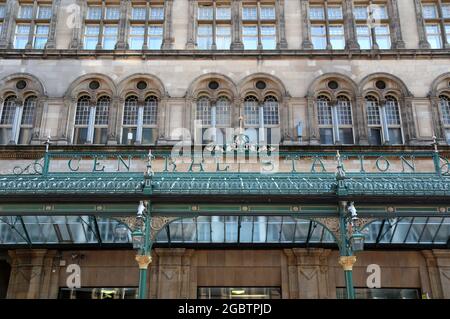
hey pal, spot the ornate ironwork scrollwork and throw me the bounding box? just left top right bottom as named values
left=12, top=159, right=44, bottom=176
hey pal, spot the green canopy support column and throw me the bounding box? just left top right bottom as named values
left=338, top=200, right=356, bottom=300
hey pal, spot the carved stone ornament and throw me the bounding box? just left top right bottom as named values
left=135, top=255, right=152, bottom=269
left=338, top=256, right=357, bottom=271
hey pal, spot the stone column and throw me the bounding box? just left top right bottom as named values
left=44, top=0, right=61, bottom=49
left=162, top=0, right=174, bottom=49
left=107, top=96, right=120, bottom=145
left=7, top=249, right=59, bottom=299
left=154, top=248, right=194, bottom=299
left=355, top=96, right=369, bottom=144
left=115, top=0, right=129, bottom=50
left=413, top=0, right=431, bottom=49
left=306, top=97, right=319, bottom=144
left=283, top=248, right=332, bottom=299
left=230, top=0, right=244, bottom=50
left=186, top=0, right=197, bottom=49
left=388, top=0, right=405, bottom=49
left=276, top=0, right=288, bottom=49
left=430, top=97, right=446, bottom=141
left=403, top=97, right=418, bottom=143
left=0, top=0, right=18, bottom=49
left=343, top=0, right=359, bottom=50
left=300, top=0, right=313, bottom=49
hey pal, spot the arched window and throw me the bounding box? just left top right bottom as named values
left=196, top=96, right=211, bottom=126
left=243, top=95, right=259, bottom=126
left=263, top=95, right=279, bottom=125
left=216, top=96, right=231, bottom=127
left=122, top=95, right=158, bottom=145
left=74, top=95, right=110, bottom=144
left=316, top=95, right=354, bottom=145
left=0, top=95, right=37, bottom=144
left=365, top=95, right=402, bottom=145
left=439, top=95, right=450, bottom=143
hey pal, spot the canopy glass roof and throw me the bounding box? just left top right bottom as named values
left=1, top=215, right=449, bottom=247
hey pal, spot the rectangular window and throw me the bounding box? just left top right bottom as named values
left=446, top=24, right=450, bottom=42
left=388, top=128, right=402, bottom=144
left=84, top=25, right=99, bottom=49
left=14, top=24, right=30, bottom=49
left=19, top=5, right=33, bottom=19
left=426, top=24, right=442, bottom=48
left=309, top=6, right=325, bottom=20
left=0, top=5, right=5, bottom=19
left=369, top=128, right=382, bottom=145
left=33, top=24, right=49, bottom=49
left=339, top=128, right=354, bottom=145
left=87, top=6, right=102, bottom=20
left=243, top=6, right=258, bottom=20
left=260, top=6, right=276, bottom=20
left=105, top=7, right=120, bottom=20
left=422, top=4, right=438, bottom=19
left=148, top=25, right=163, bottom=49
left=150, top=7, right=164, bottom=20
left=128, top=26, right=145, bottom=49
left=261, top=25, right=276, bottom=49
left=197, top=24, right=213, bottom=49
left=243, top=25, right=258, bottom=49
left=216, top=6, right=231, bottom=20
left=37, top=6, right=52, bottom=19
left=329, top=25, right=345, bottom=49
left=198, top=6, right=213, bottom=20
left=311, top=25, right=326, bottom=49
left=131, top=7, right=146, bottom=20
left=353, top=6, right=367, bottom=20
left=319, top=128, right=334, bottom=145
left=327, top=6, right=343, bottom=20
left=216, top=25, right=231, bottom=49
left=443, top=4, right=450, bottom=18
left=336, top=288, right=420, bottom=299
left=356, top=25, right=372, bottom=49
left=102, top=25, right=118, bottom=49
left=374, top=25, right=391, bottom=49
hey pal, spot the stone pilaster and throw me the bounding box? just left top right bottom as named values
left=69, top=0, right=86, bottom=49
left=0, top=0, right=18, bottom=49
left=115, top=0, right=129, bottom=50
left=355, top=96, right=369, bottom=144
left=162, top=0, right=174, bottom=49
left=388, top=0, right=405, bottom=49
left=306, top=97, right=320, bottom=144
left=430, top=97, right=446, bottom=141
left=343, top=0, right=359, bottom=50
left=154, top=248, right=194, bottom=299
left=44, top=0, right=61, bottom=49
left=276, top=0, right=288, bottom=49
left=432, top=249, right=450, bottom=299
left=283, top=248, right=332, bottom=299
left=413, top=0, right=431, bottom=49
left=186, top=0, right=197, bottom=49
left=300, top=0, right=313, bottom=49
left=6, top=249, right=60, bottom=299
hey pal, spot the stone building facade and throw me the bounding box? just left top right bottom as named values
left=0, top=0, right=450, bottom=299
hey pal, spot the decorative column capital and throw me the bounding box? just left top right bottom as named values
left=339, top=255, right=357, bottom=271
left=135, top=255, right=152, bottom=269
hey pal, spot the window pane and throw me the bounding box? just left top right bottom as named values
left=14, top=24, right=30, bottom=49
left=369, top=128, right=382, bottom=145
left=356, top=25, right=372, bottom=49
left=388, top=128, right=402, bottom=144
left=150, top=7, right=164, bottom=20
left=329, top=25, right=345, bottom=49
left=440, top=96, right=450, bottom=125
left=143, top=96, right=158, bottom=125
left=366, top=97, right=380, bottom=125
left=327, top=6, right=343, bottom=20
left=243, top=26, right=258, bottom=49
left=244, top=96, right=259, bottom=125
left=311, top=25, right=326, bottom=49
left=198, top=6, right=213, bottom=20
left=337, top=97, right=352, bottom=125
left=375, top=25, right=391, bottom=49
left=1, top=97, right=18, bottom=125
left=197, top=24, right=213, bottom=49
left=37, top=6, right=52, bottom=19
left=103, top=26, right=117, bottom=49
left=216, top=7, right=231, bottom=20
left=129, top=26, right=144, bottom=49
left=105, top=7, right=120, bottom=20
left=95, top=97, right=110, bottom=125
left=261, top=25, right=276, bottom=49
left=131, top=7, right=146, bottom=20
left=317, top=97, right=332, bottom=125
left=385, top=97, right=401, bottom=125
left=263, top=96, right=279, bottom=125
left=443, top=4, right=450, bottom=18
left=19, top=5, right=33, bottom=19
left=339, top=128, right=354, bottom=144
left=196, top=97, right=211, bottom=125
left=216, top=25, right=231, bottom=49
left=87, top=6, right=102, bottom=20
left=354, top=6, right=367, bottom=20
left=320, top=128, right=334, bottom=144
left=75, top=97, right=91, bottom=125
left=0, top=5, right=5, bottom=19
left=372, top=5, right=388, bottom=19
left=422, top=4, right=437, bottom=19
left=260, top=6, right=276, bottom=20
left=243, top=7, right=257, bottom=20
left=309, top=6, right=324, bottom=20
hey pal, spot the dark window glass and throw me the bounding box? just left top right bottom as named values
left=336, top=288, right=420, bottom=299
left=388, top=128, right=402, bottom=144
left=369, top=128, right=382, bottom=145
left=320, top=127, right=333, bottom=144
left=121, top=127, right=137, bottom=144
left=59, top=287, right=138, bottom=299
left=74, top=127, right=88, bottom=144
left=142, top=127, right=157, bottom=144
left=198, top=287, right=281, bottom=299
left=339, top=128, right=354, bottom=144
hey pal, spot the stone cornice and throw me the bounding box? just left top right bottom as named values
left=0, top=48, right=450, bottom=60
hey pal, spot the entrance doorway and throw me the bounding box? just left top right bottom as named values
left=0, top=259, right=11, bottom=299
left=198, top=287, right=281, bottom=299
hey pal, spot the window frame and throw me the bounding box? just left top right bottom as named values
left=14, top=1, right=52, bottom=49
left=421, top=0, right=450, bottom=48
left=128, top=3, right=165, bottom=50
left=309, top=1, right=345, bottom=50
